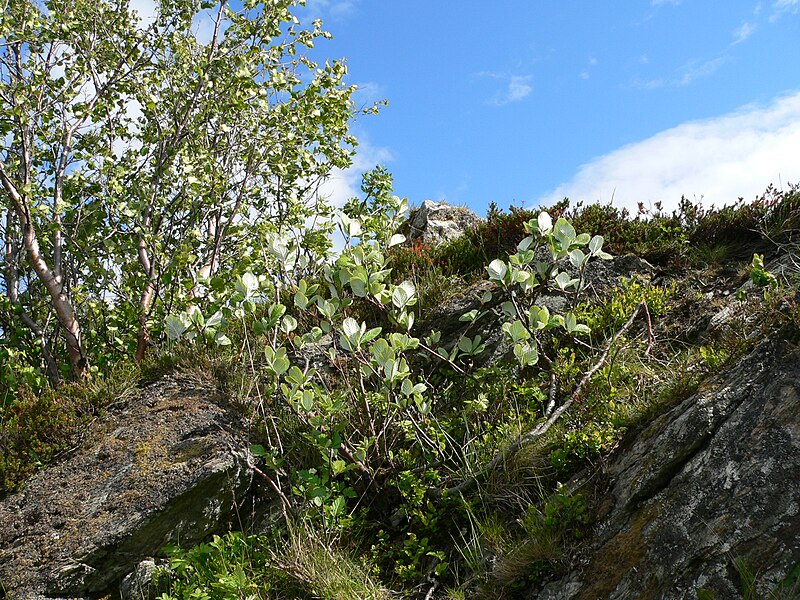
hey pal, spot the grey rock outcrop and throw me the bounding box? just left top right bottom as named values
left=408, top=200, right=482, bottom=246
left=535, top=324, right=800, bottom=599
left=0, top=374, right=253, bottom=600
left=119, top=558, right=169, bottom=600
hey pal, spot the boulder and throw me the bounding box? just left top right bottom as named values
left=119, top=558, right=169, bottom=600
left=535, top=324, right=800, bottom=599
left=0, top=373, right=254, bottom=599
left=407, top=200, right=482, bottom=246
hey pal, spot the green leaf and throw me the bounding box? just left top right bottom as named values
left=269, top=303, right=287, bottom=323
left=214, top=332, right=232, bottom=346
left=265, top=346, right=291, bottom=375
left=236, top=272, right=258, bottom=298
left=564, top=312, right=589, bottom=335
left=286, top=366, right=306, bottom=387
left=294, top=290, right=309, bottom=309
left=511, top=268, right=531, bottom=285
left=513, top=342, right=539, bottom=367
left=372, top=338, right=394, bottom=366
left=205, top=311, right=223, bottom=328
left=281, top=315, right=298, bottom=334
left=502, top=320, right=530, bottom=343
left=569, top=249, right=586, bottom=269
left=458, top=335, right=485, bottom=355
left=554, top=272, right=579, bottom=291
left=189, top=309, right=205, bottom=327
left=537, top=211, right=553, bottom=235
left=415, top=396, right=431, bottom=415
left=316, top=298, right=336, bottom=319
left=574, top=233, right=591, bottom=246
left=362, top=327, right=382, bottom=345
left=165, top=315, right=187, bottom=340
left=350, top=278, right=367, bottom=297
left=392, top=280, right=416, bottom=310
left=342, top=317, right=360, bottom=340
left=399, top=310, right=415, bottom=331
left=553, top=218, right=577, bottom=250
left=250, top=444, right=268, bottom=457
left=254, top=319, right=269, bottom=336
left=486, top=259, right=508, bottom=282
left=528, top=305, right=550, bottom=330
left=300, top=389, right=314, bottom=411
left=589, top=235, right=604, bottom=255
left=459, top=309, right=479, bottom=322
left=388, top=233, right=406, bottom=247
left=384, top=357, right=409, bottom=382
left=517, top=235, right=534, bottom=251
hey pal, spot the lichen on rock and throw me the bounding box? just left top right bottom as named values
left=407, top=199, right=483, bottom=246
left=0, top=373, right=254, bottom=599
left=535, top=325, right=800, bottom=599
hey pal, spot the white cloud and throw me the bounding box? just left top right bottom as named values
left=502, top=76, right=533, bottom=104
left=732, top=21, right=756, bottom=44
left=313, top=136, right=392, bottom=253
left=476, top=73, right=533, bottom=106
left=678, top=56, right=727, bottom=85
left=634, top=56, right=727, bottom=89
left=305, top=0, right=358, bottom=19
left=580, top=56, right=598, bottom=80
left=771, top=0, right=800, bottom=20
left=536, top=91, right=800, bottom=213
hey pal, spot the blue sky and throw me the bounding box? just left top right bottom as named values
left=299, top=1, right=800, bottom=217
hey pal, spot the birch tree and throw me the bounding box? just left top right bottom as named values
left=1, top=0, right=361, bottom=383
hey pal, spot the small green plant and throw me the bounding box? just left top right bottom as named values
left=577, top=277, right=675, bottom=338
left=157, top=533, right=279, bottom=599
left=520, top=485, right=589, bottom=543
left=157, top=530, right=392, bottom=600
left=749, top=253, right=778, bottom=290
left=0, top=364, right=139, bottom=495
left=699, top=344, right=730, bottom=371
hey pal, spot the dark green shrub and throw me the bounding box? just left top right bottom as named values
left=0, top=365, right=139, bottom=495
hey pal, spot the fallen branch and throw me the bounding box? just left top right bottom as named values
left=431, top=302, right=647, bottom=498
